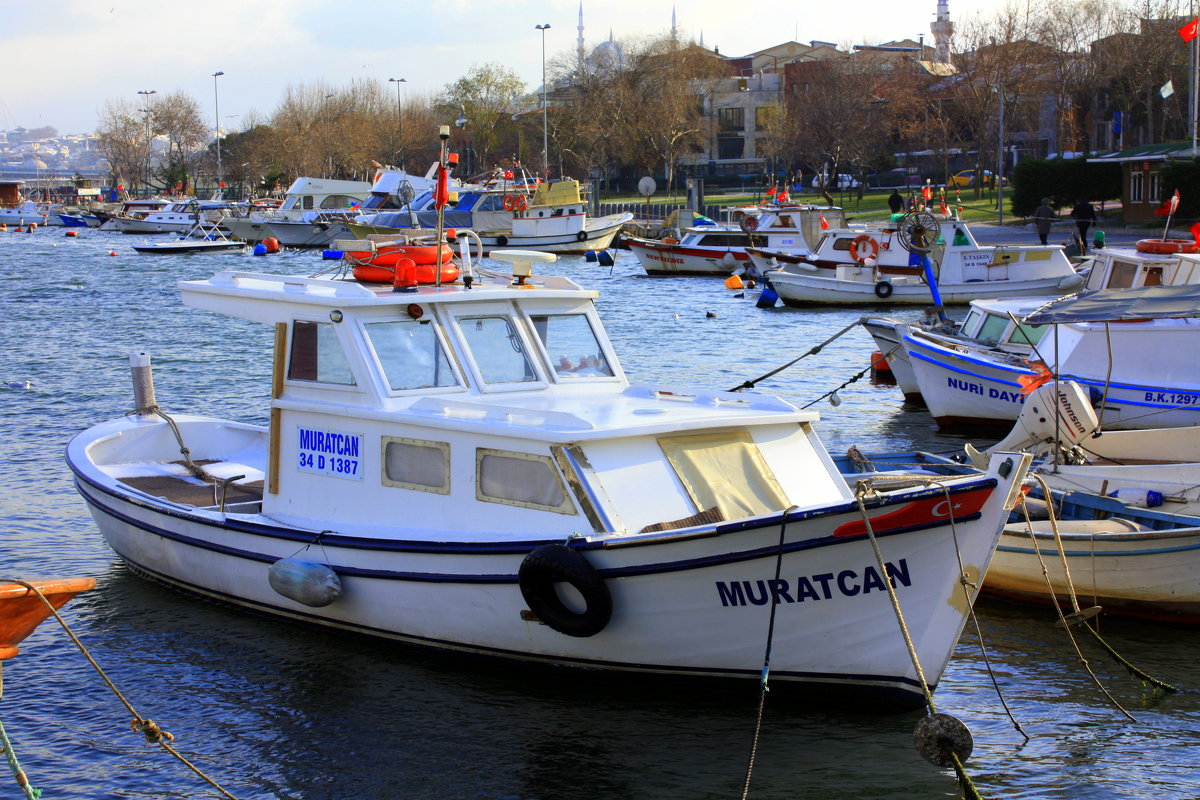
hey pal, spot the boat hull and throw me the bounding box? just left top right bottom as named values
left=768, top=272, right=1077, bottom=307
left=68, top=416, right=1024, bottom=707
left=626, top=238, right=751, bottom=276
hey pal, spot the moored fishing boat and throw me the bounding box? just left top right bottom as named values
left=66, top=243, right=1030, bottom=707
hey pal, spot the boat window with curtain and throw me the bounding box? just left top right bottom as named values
left=287, top=321, right=355, bottom=385
left=657, top=431, right=788, bottom=520
left=382, top=437, right=450, bottom=494
left=476, top=449, right=575, bottom=514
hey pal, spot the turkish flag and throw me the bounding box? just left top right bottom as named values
left=503, top=170, right=513, bottom=180
left=1154, top=189, right=1181, bottom=217
left=766, top=185, right=777, bottom=196
left=820, top=214, right=829, bottom=229
left=1182, top=17, right=1199, bottom=41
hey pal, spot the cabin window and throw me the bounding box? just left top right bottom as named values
left=529, top=313, right=614, bottom=379
left=382, top=437, right=450, bottom=494
left=321, top=194, right=360, bottom=209
left=476, top=194, right=506, bottom=211
left=1106, top=261, right=1138, bottom=289
left=365, top=320, right=459, bottom=390
left=476, top=449, right=574, bottom=514
left=832, top=238, right=852, bottom=252
left=959, top=308, right=984, bottom=337
left=976, top=314, right=1009, bottom=344
left=287, top=321, right=355, bottom=384
left=302, top=196, right=314, bottom=210
left=658, top=431, right=788, bottom=519
left=1006, top=323, right=1047, bottom=348
left=459, top=315, right=538, bottom=384
left=1144, top=266, right=1164, bottom=286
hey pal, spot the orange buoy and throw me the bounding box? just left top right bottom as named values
left=108, top=250, right=117, bottom=256
left=262, top=237, right=281, bottom=253
left=14, top=226, right=24, bottom=233
left=870, top=350, right=896, bottom=384
left=724, top=274, right=745, bottom=290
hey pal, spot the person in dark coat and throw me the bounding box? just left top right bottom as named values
left=887, top=189, right=904, bottom=214
left=1070, top=198, right=1097, bottom=254
left=1033, top=198, right=1056, bottom=246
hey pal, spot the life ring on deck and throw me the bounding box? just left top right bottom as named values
left=518, top=543, right=612, bottom=637
left=1135, top=238, right=1199, bottom=255
left=515, top=194, right=529, bottom=211
left=739, top=215, right=759, bottom=233
left=874, top=280, right=894, bottom=298
left=503, top=194, right=517, bottom=211
left=576, top=230, right=588, bottom=242
left=849, top=234, right=879, bottom=263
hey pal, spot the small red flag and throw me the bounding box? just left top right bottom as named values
left=820, top=214, right=829, bottom=229
left=218, top=181, right=226, bottom=188
left=1181, top=17, right=1199, bottom=42
left=503, top=170, right=513, bottom=180
left=777, top=190, right=789, bottom=204
left=766, top=185, right=777, bottom=196
left=1155, top=189, right=1181, bottom=217
left=1191, top=220, right=1200, bottom=244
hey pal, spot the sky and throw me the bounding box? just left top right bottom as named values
left=0, top=0, right=1011, bottom=137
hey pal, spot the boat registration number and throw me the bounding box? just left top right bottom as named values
left=296, top=426, right=364, bottom=481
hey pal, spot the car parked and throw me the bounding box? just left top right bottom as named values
left=949, top=169, right=1007, bottom=188
left=811, top=173, right=861, bottom=190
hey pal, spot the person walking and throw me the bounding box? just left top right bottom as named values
left=1071, top=198, right=1097, bottom=255
left=1033, top=197, right=1056, bottom=246
left=887, top=189, right=904, bottom=215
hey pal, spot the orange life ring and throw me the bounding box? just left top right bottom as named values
left=503, top=194, right=516, bottom=211
left=1135, top=238, right=1199, bottom=254
left=849, top=234, right=880, bottom=263
left=515, top=194, right=528, bottom=211
left=349, top=243, right=457, bottom=283
left=739, top=215, right=758, bottom=232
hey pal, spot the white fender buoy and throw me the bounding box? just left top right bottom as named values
left=1057, top=273, right=1085, bottom=290
left=268, top=558, right=343, bottom=607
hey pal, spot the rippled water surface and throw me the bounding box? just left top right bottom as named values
left=1, top=229, right=1198, bottom=799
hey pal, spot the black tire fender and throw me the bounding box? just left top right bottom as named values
left=576, top=230, right=588, bottom=242
left=496, top=234, right=509, bottom=246
left=874, top=280, right=894, bottom=299
left=518, top=543, right=612, bottom=637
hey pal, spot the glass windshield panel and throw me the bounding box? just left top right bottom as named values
left=459, top=315, right=538, bottom=384
left=959, top=308, right=983, bottom=336
left=976, top=314, right=1009, bottom=344
left=365, top=320, right=459, bottom=391
left=288, top=321, right=355, bottom=384
left=1106, top=261, right=1137, bottom=289
left=529, top=314, right=614, bottom=379
left=1006, top=323, right=1048, bottom=347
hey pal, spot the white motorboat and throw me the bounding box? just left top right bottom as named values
left=0, top=200, right=62, bottom=227
left=626, top=205, right=848, bottom=276
left=111, top=199, right=237, bottom=235
left=765, top=212, right=1085, bottom=307
left=862, top=245, right=1189, bottom=404
left=351, top=173, right=632, bottom=255
left=66, top=247, right=1029, bottom=707
left=224, top=177, right=372, bottom=247
left=132, top=220, right=248, bottom=255
left=899, top=279, right=1200, bottom=432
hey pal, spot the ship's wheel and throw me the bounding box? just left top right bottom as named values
left=896, top=211, right=939, bottom=254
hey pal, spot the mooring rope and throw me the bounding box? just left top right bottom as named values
left=740, top=506, right=796, bottom=800
left=123, top=405, right=213, bottom=483
left=852, top=482, right=984, bottom=800
left=0, top=579, right=241, bottom=799
left=0, top=711, right=39, bottom=799
left=728, top=320, right=863, bottom=392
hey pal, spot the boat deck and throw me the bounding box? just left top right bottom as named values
left=117, top=460, right=264, bottom=511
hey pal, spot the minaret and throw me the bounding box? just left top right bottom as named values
left=577, top=2, right=585, bottom=63
left=931, top=0, right=953, bottom=62
left=671, top=5, right=677, bottom=43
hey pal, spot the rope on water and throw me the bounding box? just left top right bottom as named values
left=740, top=506, right=796, bottom=800
left=728, top=320, right=863, bottom=392
left=1027, top=477, right=1181, bottom=695
left=0, top=579, right=241, bottom=799
left=0, top=708, right=41, bottom=799
left=852, top=482, right=984, bottom=800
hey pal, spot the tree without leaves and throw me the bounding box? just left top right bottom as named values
left=95, top=98, right=148, bottom=194
left=436, top=64, right=526, bottom=176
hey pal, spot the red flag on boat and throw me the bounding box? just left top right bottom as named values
left=1181, top=17, right=1199, bottom=41
left=1190, top=221, right=1200, bottom=244
left=433, top=163, right=450, bottom=209
left=503, top=170, right=513, bottom=180
left=218, top=181, right=226, bottom=189
left=820, top=214, right=829, bottom=229
left=766, top=185, right=777, bottom=196
left=777, top=190, right=790, bottom=203
left=1155, top=189, right=1181, bottom=217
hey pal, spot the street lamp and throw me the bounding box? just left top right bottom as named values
left=137, top=89, right=157, bottom=197
left=536, top=23, right=551, bottom=178
left=389, top=77, right=407, bottom=164
left=212, top=71, right=224, bottom=191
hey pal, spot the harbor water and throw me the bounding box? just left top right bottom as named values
left=1, top=229, right=1199, bottom=799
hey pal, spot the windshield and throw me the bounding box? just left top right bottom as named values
left=529, top=313, right=614, bottom=379
left=365, top=320, right=459, bottom=391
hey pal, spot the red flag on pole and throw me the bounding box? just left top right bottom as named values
left=820, top=214, right=829, bottom=229
left=1181, top=17, right=1199, bottom=41
left=1155, top=189, right=1181, bottom=217
left=766, top=185, right=777, bottom=196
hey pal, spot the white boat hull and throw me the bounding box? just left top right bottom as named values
left=69, top=415, right=1025, bottom=706
left=768, top=271, right=1078, bottom=307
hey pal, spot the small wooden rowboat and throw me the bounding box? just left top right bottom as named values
left=0, top=578, right=95, bottom=660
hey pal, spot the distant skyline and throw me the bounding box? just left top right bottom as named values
left=1, top=0, right=1010, bottom=136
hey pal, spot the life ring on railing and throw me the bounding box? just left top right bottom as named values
left=1135, top=238, right=1200, bottom=255
left=874, top=280, right=894, bottom=299
left=849, top=234, right=880, bottom=263
left=515, top=194, right=529, bottom=211
left=518, top=543, right=611, bottom=637
left=739, top=215, right=759, bottom=233
left=503, top=194, right=517, bottom=211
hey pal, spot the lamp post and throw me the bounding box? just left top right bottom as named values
left=212, top=71, right=224, bottom=191
left=137, top=89, right=157, bottom=197
left=536, top=23, right=551, bottom=178
left=389, top=77, right=407, bottom=165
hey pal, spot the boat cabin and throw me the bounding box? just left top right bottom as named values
left=172, top=260, right=849, bottom=536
